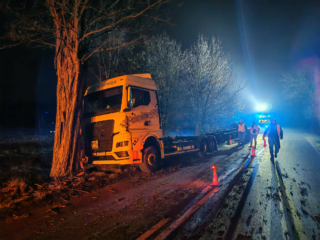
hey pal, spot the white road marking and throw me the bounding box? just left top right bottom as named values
left=200, top=185, right=212, bottom=194
left=136, top=218, right=172, bottom=240
left=154, top=187, right=220, bottom=240
left=257, top=147, right=266, bottom=156
left=303, top=135, right=320, bottom=156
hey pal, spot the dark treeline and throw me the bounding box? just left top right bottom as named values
left=281, top=60, right=320, bottom=134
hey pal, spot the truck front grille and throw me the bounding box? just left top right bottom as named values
left=90, top=120, right=114, bottom=138
left=85, top=120, right=114, bottom=152
left=99, top=140, right=113, bottom=152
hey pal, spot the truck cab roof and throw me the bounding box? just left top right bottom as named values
left=85, top=74, right=157, bottom=96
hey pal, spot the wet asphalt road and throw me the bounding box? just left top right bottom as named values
left=234, top=128, right=320, bottom=240
left=207, top=129, right=320, bottom=240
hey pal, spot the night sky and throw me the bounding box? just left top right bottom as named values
left=166, top=0, right=320, bottom=111
left=1, top=0, right=320, bottom=127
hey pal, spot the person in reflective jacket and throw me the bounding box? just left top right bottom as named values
left=263, top=119, right=283, bottom=161
left=250, top=121, right=260, bottom=149
left=238, top=119, right=247, bottom=146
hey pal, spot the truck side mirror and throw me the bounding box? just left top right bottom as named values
left=127, top=86, right=133, bottom=107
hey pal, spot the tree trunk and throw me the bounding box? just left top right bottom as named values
left=49, top=3, right=83, bottom=177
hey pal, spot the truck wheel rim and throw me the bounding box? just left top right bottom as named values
left=147, top=153, right=156, bottom=166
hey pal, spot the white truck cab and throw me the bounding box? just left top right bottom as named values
left=83, top=74, right=217, bottom=172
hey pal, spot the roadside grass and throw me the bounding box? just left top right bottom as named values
left=0, top=129, right=53, bottom=214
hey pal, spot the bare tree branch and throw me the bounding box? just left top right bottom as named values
left=79, top=0, right=167, bottom=42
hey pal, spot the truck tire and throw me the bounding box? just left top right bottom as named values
left=208, top=138, right=218, bottom=152
left=197, top=139, right=208, bottom=157
left=139, top=146, right=159, bottom=173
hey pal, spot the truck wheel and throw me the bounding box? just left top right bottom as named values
left=208, top=138, right=217, bottom=152
left=197, top=139, right=208, bottom=157
left=139, top=146, right=159, bottom=173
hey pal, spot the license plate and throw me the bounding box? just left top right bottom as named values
left=95, top=152, right=105, bottom=156
left=91, top=140, right=99, bottom=149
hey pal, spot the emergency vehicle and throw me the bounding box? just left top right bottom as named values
left=257, top=114, right=271, bottom=127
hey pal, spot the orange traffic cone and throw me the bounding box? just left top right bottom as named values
left=251, top=145, right=255, bottom=156
left=263, top=137, right=267, bottom=147
left=212, top=166, right=219, bottom=186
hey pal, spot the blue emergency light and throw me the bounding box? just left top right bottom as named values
left=256, top=105, right=267, bottom=111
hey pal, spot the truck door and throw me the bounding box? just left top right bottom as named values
left=128, top=87, right=159, bottom=130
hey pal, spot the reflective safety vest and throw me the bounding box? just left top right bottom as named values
left=238, top=123, right=246, bottom=132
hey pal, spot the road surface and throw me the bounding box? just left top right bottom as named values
left=0, top=129, right=319, bottom=240
left=174, top=129, right=320, bottom=240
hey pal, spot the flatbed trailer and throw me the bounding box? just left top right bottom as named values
left=204, top=128, right=251, bottom=145
left=161, top=135, right=217, bottom=157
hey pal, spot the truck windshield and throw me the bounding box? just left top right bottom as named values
left=84, top=86, right=122, bottom=117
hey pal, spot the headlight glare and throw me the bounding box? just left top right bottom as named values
left=91, top=140, right=99, bottom=150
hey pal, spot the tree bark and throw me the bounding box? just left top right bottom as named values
left=49, top=1, right=83, bottom=177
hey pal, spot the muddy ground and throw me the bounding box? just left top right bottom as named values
left=0, top=133, right=252, bottom=240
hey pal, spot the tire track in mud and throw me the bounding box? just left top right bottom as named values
left=170, top=146, right=265, bottom=240
left=211, top=148, right=265, bottom=240
left=196, top=148, right=300, bottom=240
left=274, top=161, right=301, bottom=240
left=223, top=154, right=261, bottom=240
left=146, top=144, right=265, bottom=240
left=130, top=144, right=253, bottom=240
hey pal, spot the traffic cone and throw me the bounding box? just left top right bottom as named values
left=251, top=145, right=255, bottom=156
left=212, top=166, right=219, bottom=186
left=263, top=137, right=267, bottom=147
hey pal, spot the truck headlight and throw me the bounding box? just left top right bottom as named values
left=116, top=141, right=129, bottom=148
left=91, top=140, right=99, bottom=150
left=115, top=151, right=129, bottom=158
